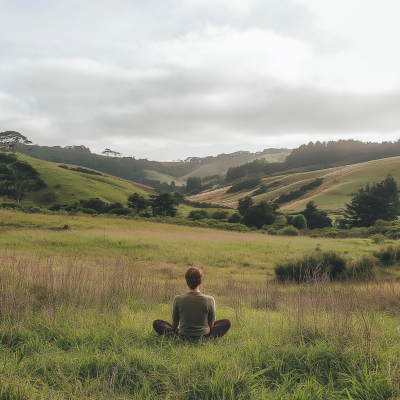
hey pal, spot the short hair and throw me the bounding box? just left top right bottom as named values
left=185, top=267, right=203, bottom=289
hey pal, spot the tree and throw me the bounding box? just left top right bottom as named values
left=127, top=193, right=148, bottom=214
left=101, top=148, right=122, bottom=157
left=300, top=201, right=332, bottom=230
left=0, top=153, right=46, bottom=203
left=292, top=214, right=307, bottom=230
left=0, top=131, right=32, bottom=153
left=148, top=192, right=178, bottom=217
left=243, top=201, right=277, bottom=229
left=237, top=196, right=254, bottom=216
left=344, top=174, right=399, bottom=227
left=186, top=177, right=202, bottom=193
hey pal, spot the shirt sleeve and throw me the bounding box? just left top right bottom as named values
left=172, top=296, right=180, bottom=322
left=208, top=297, right=216, bottom=321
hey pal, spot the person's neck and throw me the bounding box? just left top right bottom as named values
left=188, top=285, right=201, bottom=293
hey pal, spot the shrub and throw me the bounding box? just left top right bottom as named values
left=1, top=202, right=21, bottom=209
left=228, top=213, right=242, bottom=223
left=277, top=226, right=299, bottom=236
left=212, top=210, right=229, bottom=220
left=82, top=208, right=98, bottom=215
left=262, top=226, right=277, bottom=235
left=385, top=225, right=400, bottom=239
left=373, top=245, right=400, bottom=266
left=274, top=251, right=347, bottom=282
left=188, top=210, right=208, bottom=220
left=292, top=214, right=307, bottom=230
left=371, top=234, right=385, bottom=244
left=347, top=255, right=377, bottom=280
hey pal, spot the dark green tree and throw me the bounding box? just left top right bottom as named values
left=127, top=193, right=148, bottom=214
left=243, top=201, right=277, bottom=229
left=149, top=192, right=178, bottom=217
left=186, top=177, right=202, bottom=193
left=0, top=131, right=32, bottom=153
left=344, top=174, right=399, bottom=227
left=0, top=153, right=46, bottom=203
left=292, top=214, right=307, bottom=230
left=237, top=196, right=254, bottom=216
left=300, top=201, right=332, bottom=230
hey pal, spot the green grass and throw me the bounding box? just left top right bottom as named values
left=0, top=210, right=382, bottom=277
left=144, top=169, right=187, bottom=186
left=16, top=155, right=152, bottom=208
left=1, top=210, right=400, bottom=399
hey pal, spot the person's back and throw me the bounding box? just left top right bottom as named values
left=172, top=292, right=215, bottom=337
left=153, top=267, right=231, bottom=339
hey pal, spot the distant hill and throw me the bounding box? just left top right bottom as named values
left=187, top=156, right=400, bottom=214
left=179, top=150, right=290, bottom=179
left=19, top=144, right=290, bottom=185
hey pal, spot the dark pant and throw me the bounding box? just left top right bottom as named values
left=153, top=319, right=231, bottom=339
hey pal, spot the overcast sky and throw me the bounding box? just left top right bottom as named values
left=0, top=0, right=399, bottom=161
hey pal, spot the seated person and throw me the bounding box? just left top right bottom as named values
left=153, top=267, right=231, bottom=339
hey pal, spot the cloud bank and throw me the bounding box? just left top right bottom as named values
left=0, top=0, right=399, bottom=160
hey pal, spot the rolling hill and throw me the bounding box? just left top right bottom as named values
left=18, top=144, right=290, bottom=185
left=15, top=155, right=153, bottom=208
left=187, top=156, right=400, bottom=215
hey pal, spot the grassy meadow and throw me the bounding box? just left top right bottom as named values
left=2, top=209, right=400, bottom=399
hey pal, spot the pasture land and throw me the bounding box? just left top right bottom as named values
left=1, top=210, right=400, bottom=399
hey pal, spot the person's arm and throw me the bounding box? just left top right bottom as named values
left=208, top=297, right=216, bottom=329
left=171, top=297, right=180, bottom=332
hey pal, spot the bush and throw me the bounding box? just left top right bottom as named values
left=385, top=225, right=400, bottom=239
left=274, top=251, right=347, bottom=282
left=82, top=208, right=98, bottom=215
left=292, top=214, right=307, bottom=230
left=373, top=245, right=400, bottom=266
left=371, top=234, right=385, bottom=244
left=227, top=213, right=242, bottom=223
left=347, top=255, right=377, bottom=280
left=1, top=202, right=21, bottom=209
left=277, top=226, right=299, bottom=236
left=188, top=210, right=208, bottom=220
left=212, top=210, right=229, bottom=220
left=262, top=226, right=277, bottom=235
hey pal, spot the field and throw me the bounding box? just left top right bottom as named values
left=1, top=209, right=400, bottom=399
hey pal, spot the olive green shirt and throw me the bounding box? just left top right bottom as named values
left=172, top=292, right=216, bottom=337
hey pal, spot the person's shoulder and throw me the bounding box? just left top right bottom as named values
left=173, top=293, right=187, bottom=301
left=201, top=293, right=215, bottom=301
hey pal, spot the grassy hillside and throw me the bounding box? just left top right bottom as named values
left=15, top=155, right=153, bottom=208
left=143, top=169, right=186, bottom=186
left=188, top=156, right=400, bottom=213
left=180, top=150, right=290, bottom=180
